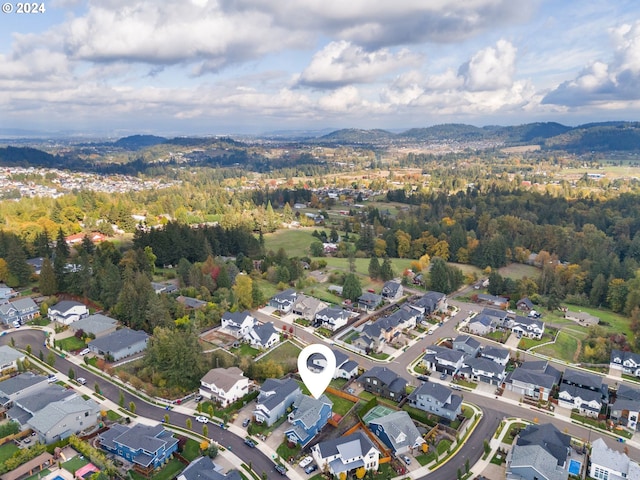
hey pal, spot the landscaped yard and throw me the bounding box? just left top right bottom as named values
left=181, top=439, right=202, bottom=461
left=325, top=392, right=356, bottom=416
left=276, top=441, right=301, bottom=462
left=505, top=422, right=528, bottom=444
left=0, top=442, right=19, bottom=463
left=62, top=456, right=89, bottom=474
left=257, top=340, right=301, bottom=370
left=230, top=344, right=260, bottom=357
left=535, top=330, right=581, bottom=363
left=129, top=458, right=185, bottom=480
left=56, top=336, right=87, bottom=352
left=497, top=263, right=540, bottom=280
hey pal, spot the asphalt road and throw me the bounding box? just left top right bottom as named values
left=0, top=330, right=281, bottom=480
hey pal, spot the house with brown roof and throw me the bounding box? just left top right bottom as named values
left=199, top=367, right=250, bottom=407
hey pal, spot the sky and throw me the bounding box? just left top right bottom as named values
left=1, top=0, right=640, bottom=136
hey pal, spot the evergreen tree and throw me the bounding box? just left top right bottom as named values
left=251, top=280, right=265, bottom=307
left=429, top=257, right=450, bottom=293
left=6, top=239, right=32, bottom=286
left=380, top=257, right=394, bottom=281
left=53, top=228, right=70, bottom=291
left=368, top=256, right=380, bottom=280
left=39, top=258, right=57, bottom=295
left=342, top=273, right=362, bottom=302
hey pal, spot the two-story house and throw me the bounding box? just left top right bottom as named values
left=368, top=410, right=425, bottom=454
left=589, top=438, right=640, bottom=480
left=315, top=306, right=351, bottom=331
left=506, top=423, right=571, bottom=480
left=244, top=322, right=280, bottom=349
left=311, top=431, right=380, bottom=477
left=504, top=361, right=561, bottom=401
left=0, top=283, right=17, bottom=300
left=516, top=297, right=534, bottom=312
left=199, top=367, right=249, bottom=407
left=558, top=369, right=607, bottom=417
left=421, top=345, right=466, bottom=376
left=481, top=307, right=511, bottom=328
left=467, top=314, right=495, bottom=335
left=0, top=345, right=26, bottom=375
left=357, top=292, right=383, bottom=312
left=309, top=348, right=358, bottom=380
left=0, top=372, right=48, bottom=408
left=610, top=383, right=640, bottom=431
left=285, top=394, right=333, bottom=447
left=47, top=300, right=89, bottom=325
left=511, top=315, right=545, bottom=339
left=292, top=294, right=328, bottom=321
left=99, top=423, right=179, bottom=471
left=381, top=280, right=403, bottom=302
left=253, top=378, right=301, bottom=426
left=359, top=366, right=407, bottom=401
left=408, top=291, right=447, bottom=317
left=452, top=335, right=481, bottom=357
left=406, top=382, right=462, bottom=421
left=480, top=346, right=510, bottom=366
left=220, top=311, right=256, bottom=339
left=610, top=349, right=640, bottom=378
left=460, top=357, right=506, bottom=386
left=268, top=289, right=297, bottom=313
left=0, top=297, right=39, bottom=326
left=178, top=456, right=242, bottom=480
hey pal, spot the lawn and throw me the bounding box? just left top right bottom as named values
left=230, top=344, right=261, bottom=357
left=129, top=458, right=185, bottom=480
left=484, top=330, right=508, bottom=343
left=56, top=336, right=87, bottom=352
left=505, top=422, right=528, bottom=444
left=317, top=257, right=413, bottom=278
left=276, top=441, right=301, bottom=462
left=62, top=456, right=89, bottom=473
left=549, top=304, right=635, bottom=341
left=181, top=439, right=202, bottom=461
left=301, top=284, right=343, bottom=305
left=325, top=392, right=356, bottom=416
left=263, top=229, right=317, bottom=257
left=24, top=469, right=50, bottom=480
left=497, top=263, right=540, bottom=280
left=257, top=340, right=301, bottom=366
left=0, top=442, right=19, bottom=463
left=106, top=410, right=122, bottom=421
left=535, top=331, right=580, bottom=363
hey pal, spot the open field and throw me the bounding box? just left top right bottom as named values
left=263, top=228, right=316, bottom=257
left=535, top=331, right=580, bottom=363
left=498, top=263, right=540, bottom=280
left=549, top=304, right=634, bottom=341
left=316, top=257, right=413, bottom=277
left=258, top=340, right=301, bottom=366
left=0, top=442, right=19, bottom=463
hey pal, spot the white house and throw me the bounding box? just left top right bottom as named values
left=220, top=311, right=256, bottom=339
left=381, top=280, right=403, bottom=302
left=610, top=349, right=640, bottom=377
left=47, top=300, right=89, bottom=325
left=511, top=315, right=545, bottom=339
left=589, top=438, right=640, bottom=480
left=558, top=384, right=603, bottom=417
left=244, top=322, right=280, bottom=349
left=315, top=307, right=350, bottom=331
left=0, top=345, right=26, bottom=374
left=421, top=345, right=466, bottom=376
left=311, top=431, right=380, bottom=477
left=199, top=367, right=249, bottom=407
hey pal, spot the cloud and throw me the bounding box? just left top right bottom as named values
left=298, top=41, right=421, bottom=88
left=543, top=21, right=640, bottom=106
left=458, top=39, right=517, bottom=91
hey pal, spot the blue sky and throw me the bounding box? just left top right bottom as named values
left=1, top=0, right=640, bottom=136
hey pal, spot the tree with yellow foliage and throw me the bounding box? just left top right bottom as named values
left=355, top=466, right=366, bottom=479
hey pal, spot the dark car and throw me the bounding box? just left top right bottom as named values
left=304, top=464, right=318, bottom=475
left=275, top=464, right=287, bottom=476
left=242, top=418, right=250, bottom=427
left=244, top=439, right=256, bottom=448
left=440, top=372, right=447, bottom=380
left=194, top=394, right=203, bottom=402
left=417, top=374, right=430, bottom=381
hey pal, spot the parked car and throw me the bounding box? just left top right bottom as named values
left=417, top=375, right=430, bottom=381
left=79, top=348, right=91, bottom=356
left=244, top=439, right=256, bottom=448
left=47, top=375, right=58, bottom=383
left=194, top=394, right=203, bottom=402
left=402, top=455, right=411, bottom=465
left=299, top=456, right=313, bottom=468
left=195, top=416, right=208, bottom=423
left=77, top=377, right=86, bottom=385
left=440, top=372, right=447, bottom=380
left=275, top=464, right=287, bottom=476
left=242, top=418, right=250, bottom=427
left=304, top=464, right=318, bottom=474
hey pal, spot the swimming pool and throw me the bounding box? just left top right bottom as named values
left=568, top=459, right=581, bottom=475
left=51, top=476, right=65, bottom=480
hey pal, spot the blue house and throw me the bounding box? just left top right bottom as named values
left=98, top=424, right=178, bottom=470
left=285, top=394, right=333, bottom=447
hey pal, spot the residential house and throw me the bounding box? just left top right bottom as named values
left=480, top=346, right=511, bottom=366
left=88, top=328, right=149, bottom=361
left=176, top=295, right=208, bottom=309
left=506, top=423, right=571, bottom=480
left=453, top=335, right=481, bottom=357
left=564, top=310, right=599, bottom=326
left=368, top=410, right=425, bottom=454
left=315, top=306, right=350, bottom=331
left=589, top=437, right=640, bottom=480
left=328, top=285, right=343, bottom=296
left=0, top=372, right=48, bottom=408
left=69, top=314, right=118, bottom=339
left=177, top=456, right=242, bottom=480
left=421, top=345, right=466, bottom=376
left=26, top=257, right=45, bottom=275
left=351, top=332, right=379, bottom=353
left=516, top=297, right=534, bottom=312
left=610, top=384, right=640, bottom=431
left=47, top=300, right=89, bottom=325
left=0, top=345, right=26, bottom=375
left=98, top=423, right=179, bottom=470
left=355, top=305, right=419, bottom=352
left=381, top=281, right=403, bottom=302
left=199, top=367, right=249, bottom=407
left=409, top=291, right=447, bottom=317
left=292, top=294, right=328, bottom=321
left=65, top=232, right=107, bottom=245
left=220, top=311, right=256, bottom=339
left=309, top=348, right=358, bottom=379
left=0, top=283, right=17, bottom=300
left=467, top=314, right=495, bottom=335
left=0, top=297, right=39, bottom=326
left=481, top=308, right=511, bottom=328
left=253, top=378, right=301, bottom=426
left=406, top=382, right=462, bottom=421
left=311, top=431, right=380, bottom=477
left=150, top=282, right=177, bottom=295
left=476, top=294, right=508, bottom=308
left=558, top=369, right=607, bottom=416
left=610, top=349, right=640, bottom=377
left=7, top=384, right=100, bottom=443
left=359, top=366, right=407, bottom=401
left=511, top=315, right=545, bottom=339
left=268, top=288, right=297, bottom=313
left=285, top=394, right=333, bottom=447
left=505, top=361, right=561, bottom=401
left=244, top=322, right=280, bottom=349
left=357, top=292, right=383, bottom=312
left=460, top=357, right=507, bottom=386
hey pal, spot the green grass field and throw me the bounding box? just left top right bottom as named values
left=263, top=229, right=317, bottom=257
left=498, top=263, right=540, bottom=280
left=0, top=442, right=19, bottom=463
left=258, top=340, right=301, bottom=365
left=535, top=331, right=580, bottom=363
left=62, top=456, right=89, bottom=474
left=57, top=336, right=87, bottom=352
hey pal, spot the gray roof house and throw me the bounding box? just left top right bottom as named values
left=453, top=335, right=481, bottom=357
left=268, top=288, right=297, bottom=312
left=26, top=257, right=44, bottom=275
left=481, top=346, right=510, bottom=366
left=507, top=423, right=571, bottom=480
left=558, top=384, right=603, bottom=417
left=47, top=300, right=89, bottom=325
left=467, top=314, right=495, bottom=335
left=253, top=378, right=301, bottom=427
left=511, top=315, right=545, bottom=339
left=308, top=348, right=358, bottom=379
left=292, top=294, right=328, bottom=321
left=421, top=345, right=466, bottom=375
left=406, top=382, right=462, bottom=421
left=0, top=345, right=26, bottom=374
left=220, top=310, right=256, bottom=339
left=69, top=313, right=118, bottom=338
left=368, top=410, right=425, bottom=454
left=177, top=296, right=208, bottom=309
left=311, top=431, right=380, bottom=477
left=99, top=423, right=179, bottom=470
left=357, top=292, right=383, bottom=312
left=88, top=328, right=149, bottom=361
left=610, top=349, right=640, bottom=377
left=460, top=357, right=507, bottom=386
left=516, top=297, right=534, bottom=311
left=589, top=437, right=640, bottom=480
left=0, top=372, right=48, bottom=407
left=359, top=366, right=407, bottom=401
left=199, top=367, right=249, bottom=407
left=315, top=306, right=351, bottom=331
left=409, top=291, right=447, bottom=316
left=477, top=294, right=508, bottom=307
left=244, top=322, right=280, bottom=349
left=0, top=297, right=39, bottom=325
left=611, top=384, right=640, bottom=431
left=285, top=394, right=333, bottom=447
left=177, top=456, right=242, bottom=480
left=481, top=308, right=510, bottom=327
left=381, top=281, right=403, bottom=302
left=505, top=361, right=561, bottom=401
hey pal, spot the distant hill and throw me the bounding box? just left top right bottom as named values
left=399, top=124, right=488, bottom=141
left=485, top=122, right=572, bottom=144
left=0, top=146, right=65, bottom=168
left=544, top=122, right=640, bottom=152
left=317, top=128, right=396, bottom=144
left=114, top=134, right=168, bottom=150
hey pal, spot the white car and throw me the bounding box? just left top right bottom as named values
left=299, top=456, right=313, bottom=468
left=79, top=348, right=91, bottom=356
left=195, top=416, right=209, bottom=424
left=77, top=377, right=87, bottom=385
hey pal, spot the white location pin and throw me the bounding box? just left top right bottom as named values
left=298, top=344, right=336, bottom=399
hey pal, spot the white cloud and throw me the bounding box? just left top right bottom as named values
left=298, top=41, right=421, bottom=88
left=458, top=39, right=517, bottom=91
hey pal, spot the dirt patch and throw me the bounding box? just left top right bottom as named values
left=200, top=328, right=237, bottom=347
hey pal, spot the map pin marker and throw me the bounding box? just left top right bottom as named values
left=298, top=344, right=336, bottom=399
